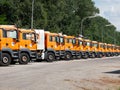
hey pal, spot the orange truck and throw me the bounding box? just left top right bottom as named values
left=90, top=41, right=99, bottom=58
left=0, top=25, right=19, bottom=66
left=82, top=39, right=93, bottom=58
left=35, top=30, right=65, bottom=62
left=17, top=29, right=38, bottom=64
left=63, top=35, right=76, bottom=60
left=117, top=46, right=120, bottom=56
left=113, top=45, right=120, bottom=56
left=76, top=37, right=87, bottom=59
left=97, top=42, right=105, bottom=57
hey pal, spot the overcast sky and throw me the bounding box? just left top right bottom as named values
left=93, top=0, right=120, bottom=31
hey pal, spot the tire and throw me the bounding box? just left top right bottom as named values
left=46, top=52, right=55, bottom=62
left=65, top=52, right=72, bottom=60
left=19, top=53, right=29, bottom=64
left=77, top=53, right=82, bottom=59
left=0, top=53, right=11, bottom=66
left=92, top=53, right=95, bottom=58
left=98, top=53, right=103, bottom=58
left=83, top=53, right=88, bottom=59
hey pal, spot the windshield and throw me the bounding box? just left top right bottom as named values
left=86, top=42, right=90, bottom=46
left=100, top=44, right=103, bottom=48
left=3, top=29, right=17, bottom=39
left=93, top=43, right=98, bottom=47
left=60, top=37, right=64, bottom=43
left=72, top=39, right=76, bottom=44
left=79, top=40, right=83, bottom=45
left=55, top=36, right=59, bottom=43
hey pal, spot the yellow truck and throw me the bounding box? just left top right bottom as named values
left=82, top=39, right=92, bottom=58
left=35, top=30, right=65, bottom=62
left=97, top=42, right=105, bottom=58
left=0, top=25, right=19, bottom=66
left=17, top=29, right=38, bottom=64
left=76, top=37, right=86, bottom=59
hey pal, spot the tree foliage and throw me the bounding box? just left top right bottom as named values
left=0, top=0, right=119, bottom=45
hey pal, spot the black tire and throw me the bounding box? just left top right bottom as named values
left=92, top=53, right=96, bottom=58
left=76, top=53, right=82, bottom=59
left=46, top=52, right=55, bottom=62
left=98, top=53, right=103, bottom=58
left=83, top=53, right=88, bottom=59
left=65, top=52, right=72, bottom=60
left=0, top=53, right=11, bottom=66
left=19, top=53, right=29, bottom=64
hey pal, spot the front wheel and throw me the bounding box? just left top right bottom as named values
left=65, top=52, right=72, bottom=60
left=91, top=53, right=96, bottom=58
left=19, top=53, right=30, bottom=64
left=98, top=53, right=103, bottom=58
left=0, top=53, right=11, bottom=66
left=46, top=52, right=55, bottom=62
left=76, top=53, right=82, bottom=59
left=83, top=53, right=88, bottom=59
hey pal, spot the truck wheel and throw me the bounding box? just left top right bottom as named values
left=46, top=52, right=55, bottom=62
left=77, top=53, right=82, bottom=59
left=92, top=53, right=95, bottom=58
left=83, top=53, right=88, bottom=59
left=65, top=52, right=72, bottom=60
left=98, top=53, right=103, bottom=58
left=19, top=53, right=29, bottom=64
left=0, top=53, right=11, bottom=66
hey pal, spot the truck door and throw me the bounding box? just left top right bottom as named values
left=1, top=29, right=19, bottom=50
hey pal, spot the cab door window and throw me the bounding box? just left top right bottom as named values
left=22, top=33, right=35, bottom=41
left=3, top=29, right=17, bottom=39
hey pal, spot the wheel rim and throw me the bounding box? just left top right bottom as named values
left=66, top=54, right=70, bottom=59
left=49, top=55, right=54, bottom=60
left=22, top=56, right=27, bottom=62
left=3, top=57, right=9, bottom=64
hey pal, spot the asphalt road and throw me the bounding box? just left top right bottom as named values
left=0, top=56, right=120, bottom=90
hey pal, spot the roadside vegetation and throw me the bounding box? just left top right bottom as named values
left=0, top=0, right=120, bottom=45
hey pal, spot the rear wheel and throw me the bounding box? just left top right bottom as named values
left=19, top=53, right=29, bottom=64
left=0, top=53, right=11, bottom=66
left=46, top=52, right=55, bottom=62
left=65, top=52, right=72, bottom=60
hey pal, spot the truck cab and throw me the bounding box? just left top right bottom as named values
left=82, top=39, right=92, bottom=58
left=76, top=37, right=84, bottom=59
left=17, top=29, right=37, bottom=64
left=0, top=25, right=19, bottom=66
left=64, top=35, right=76, bottom=60
left=91, top=41, right=99, bottom=58
left=35, top=30, right=65, bottom=62
left=97, top=42, right=105, bottom=57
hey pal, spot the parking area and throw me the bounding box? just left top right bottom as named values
left=0, top=56, right=120, bottom=90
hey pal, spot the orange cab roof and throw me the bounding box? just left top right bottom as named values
left=19, top=28, right=35, bottom=33
left=0, top=25, right=17, bottom=30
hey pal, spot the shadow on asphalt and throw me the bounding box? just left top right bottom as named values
left=104, top=70, right=120, bottom=74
